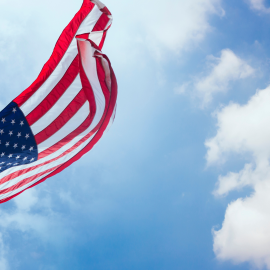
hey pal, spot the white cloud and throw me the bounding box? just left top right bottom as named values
left=0, top=188, right=51, bottom=235
left=0, top=188, right=72, bottom=245
left=0, top=234, right=9, bottom=270
left=178, top=49, right=254, bottom=107
left=207, top=85, right=270, bottom=268
left=214, top=180, right=270, bottom=268
left=131, top=0, right=224, bottom=54
left=206, top=85, right=270, bottom=165
left=248, top=0, right=270, bottom=13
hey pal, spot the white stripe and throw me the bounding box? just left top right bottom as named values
left=88, top=31, right=104, bottom=47
left=36, top=42, right=106, bottom=152
left=37, top=101, right=90, bottom=152
left=0, top=171, right=54, bottom=200
left=103, top=103, right=117, bottom=135
left=31, top=75, right=82, bottom=135
left=20, top=5, right=102, bottom=116
left=20, top=42, right=78, bottom=116
left=77, top=6, right=102, bottom=35
left=78, top=40, right=106, bottom=113
left=91, top=0, right=105, bottom=10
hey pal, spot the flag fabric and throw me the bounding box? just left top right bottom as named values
left=0, top=0, right=117, bottom=203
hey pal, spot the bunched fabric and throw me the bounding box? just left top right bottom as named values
left=0, top=0, right=117, bottom=203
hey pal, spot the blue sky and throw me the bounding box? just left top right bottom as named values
left=0, top=0, right=270, bottom=269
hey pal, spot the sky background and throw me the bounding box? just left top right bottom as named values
left=0, top=0, right=270, bottom=269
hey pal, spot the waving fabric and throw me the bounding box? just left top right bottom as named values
left=0, top=0, right=117, bottom=203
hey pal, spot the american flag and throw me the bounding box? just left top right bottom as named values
left=0, top=0, right=117, bottom=203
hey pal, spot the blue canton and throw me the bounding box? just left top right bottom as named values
left=0, top=102, right=38, bottom=173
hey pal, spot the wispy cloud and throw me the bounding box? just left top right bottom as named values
left=105, top=0, right=224, bottom=63
left=0, top=234, right=9, bottom=270
left=176, top=49, right=255, bottom=108
left=248, top=0, right=270, bottom=13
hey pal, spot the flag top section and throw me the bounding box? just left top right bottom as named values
left=14, top=0, right=112, bottom=108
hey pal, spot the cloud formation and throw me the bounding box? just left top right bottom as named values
left=206, top=85, right=270, bottom=166
left=214, top=180, right=270, bottom=268
left=177, top=49, right=254, bottom=107
left=248, top=0, right=270, bottom=13
left=206, top=85, right=270, bottom=268
left=0, top=188, right=54, bottom=236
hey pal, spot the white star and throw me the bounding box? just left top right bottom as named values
left=12, top=108, right=17, bottom=113
left=15, top=155, right=20, bottom=160
left=1, top=118, right=5, bottom=124
left=30, top=158, right=35, bottom=162
left=5, top=142, right=9, bottom=147
left=20, top=121, right=24, bottom=126
left=7, top=163, right=12, bottom=166
left=29, top=147, right=34, bottom=151
left=0, top=130, right=4, bottom=135
left=14, top=163, right=19, bottom=166
left=17, top=132, right=21, bottom=138
left=11, top=120, right=15, bottom=125
left=21, top=145, right=26, bottom=150
left=1, top=153, right=5, bottom=157
left=9, top=131, right=13, bottom=136
left=0, top=162, right=5, bottom=165
left=13, top=143, right=18, bottom=149
left=0, top=167, right=2, bottom=170
left=8, top=154, right=12, bottom=158
left=25, top=134, right=30, bottom=139
left=23, top=157, right=27, bottom=161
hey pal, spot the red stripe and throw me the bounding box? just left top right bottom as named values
left=13, top=2, right=94, bottom=107
left=0, top=56, right=117, bottom=204
left=38, top=115, right=91, bottom=159
left=35, top=89, right=87, bottom=145
left=76, top=33, right=90, bottom=39
left=92, top=13, right=110, bottom=32
left=96, top=57, right=111, bottom=98
left=26, top=55, right=80, bottom=125
left=100, top=7, right=111, bottom=16
left=0, top=167, right=57, bottom=195
left=99, top=30, right=107, bottom=50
